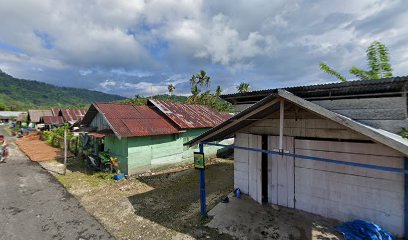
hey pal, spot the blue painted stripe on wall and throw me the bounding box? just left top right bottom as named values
left=203, top=141, right=408, bottom=174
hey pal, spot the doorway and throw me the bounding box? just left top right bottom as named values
left=261, top=135, right=268, bottom=203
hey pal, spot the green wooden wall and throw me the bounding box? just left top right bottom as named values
left=104, top=134, right=128, bottom=174
left=104, top=128, right=227, bottom=175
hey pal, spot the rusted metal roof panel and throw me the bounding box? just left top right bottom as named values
left=50, top=108, right=61, bottom=116
left=60, top=109, right=87, bottom=122
left=28, top=110, right=53, bottom=123
left=16, top=113, right=28, bottom=122
left=93, top=103, right=179, bottom=137
left=41, top=116, right=65, bottom=125
left=148, top=99, right=231, bottom=129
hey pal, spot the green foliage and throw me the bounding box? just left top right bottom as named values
left=0, top=70, right=124, bottom=110
left=215, top=85, right=222, bottom=97
left=319, top=63, right=347, bottom=82
left=187, top=70, right=232, bottom=112
left=320, top=41, right=393, bottom=81
left=237, top=82, right=251, bottom=93
left=118, top=94, right=188, bottom=105
left=42, top=126, right=75, bottom=148
left=168, top=84, right=175, bottom=95
left=400, top=128, right=408, bottom=138
left=120, top=70, right=232, bottom=113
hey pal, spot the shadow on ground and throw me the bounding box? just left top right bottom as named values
left=128, top=161, right=235, bottom=239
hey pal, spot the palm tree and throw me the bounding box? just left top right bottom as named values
left=167, top=84, right=175, bottom=96
left=320, top=41, right=393, bottom=82
left=197, top=70, right=211, bottom=89
left=237, top=82, right=250, bottom=93
left=189, top=75, right=197, bottom=86
left=215, top=85, right=222, bottom=96
left=190, top=85, right=200, bottom=103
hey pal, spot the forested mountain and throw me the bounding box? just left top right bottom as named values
left=0, top=70, right=125, bottom=110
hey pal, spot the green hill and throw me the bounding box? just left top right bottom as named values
left=0, top=70, right=125, bottom=110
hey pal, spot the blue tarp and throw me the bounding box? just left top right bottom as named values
left=336, top=220, right=395, bottom=240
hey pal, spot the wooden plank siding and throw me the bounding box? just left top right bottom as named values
left=234, top=133, right=250, bottom=194
left=268, top=136, right=295, bottom=208
left=233, top=96, right=407, bottom=133
left=126, top=128, right=227, bottom=175
left=90, top=112, right=110, bottom=131
left=294, top=139, right=405, bottom=236
left=239, top=117, right=369, bottom=140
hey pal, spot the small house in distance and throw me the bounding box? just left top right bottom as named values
left=80, top=100, right=231, bottom=175
left=59, top=109, right=86, bottom=125
left=0, top=111, right=26, bottom=123
left=27, top=109, right=53, bottom=128
left=187, top=77, right=408, bottom=237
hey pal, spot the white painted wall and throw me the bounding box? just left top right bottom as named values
left=234, top=133, right=262, bottom=203
left=234, top=134, right=405, bottom=236
left=234, top=133, right=250, bottom=194
left=268, top=136, right=294, bottom=208
left=294, top=139, right=405, bottom=237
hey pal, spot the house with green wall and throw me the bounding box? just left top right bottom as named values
left=80, top=100, right=231, bottom=175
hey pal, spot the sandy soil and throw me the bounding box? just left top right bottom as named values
left=207, top=194, right=342, bottom=240
left=16, top=133, right=73, bottom=162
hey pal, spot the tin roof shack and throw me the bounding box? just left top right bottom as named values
left=27, top=110, right=53, bottom=128
left=222, top=76, right=408, bottom=134
left=0, top=111, right=26, bottom=123
left=187, top=79, right=408, bottom=237
left=80, top=101, right=230, bottom=175
left=59, top=109, right=86, bottom=125
left=40, top=116, right=65, bottom=130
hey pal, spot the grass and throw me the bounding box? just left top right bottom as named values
left=54, top=157, right=114, bottom=189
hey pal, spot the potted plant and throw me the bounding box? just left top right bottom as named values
left=111, top=157, right=125, bottom=180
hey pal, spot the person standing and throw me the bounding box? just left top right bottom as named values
left=0, top=135, right=8, bottom=163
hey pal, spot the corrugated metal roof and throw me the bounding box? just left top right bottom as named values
left=60, top=109, right=87, bottom=123
left=221, top=76, right=408, bottom=101
left=148, top=99, right=231, bottom=129
left=186, top=90, right=408, bottom=156
left=16, top=113, right=27, bottom=122
left=92, top=103, right=179, bottom=137
left=41, top=116, right=65, bottom=125
left=0, top=111, right=26, bottom=117
left=50, top=108, right=61, bottom=116
left=28, top=110, right=53, bottom=123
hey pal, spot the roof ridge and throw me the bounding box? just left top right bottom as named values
left=221, top=75, right=408, bottom=98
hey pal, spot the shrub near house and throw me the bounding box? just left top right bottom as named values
left=79, top=100, right=231, bottom=175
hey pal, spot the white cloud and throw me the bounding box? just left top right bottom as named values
left=1, top=0, right=408, bottom=97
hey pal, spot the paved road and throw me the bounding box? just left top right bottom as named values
left=0, top=127, right=114, bottom=240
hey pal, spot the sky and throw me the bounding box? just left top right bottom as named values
left=0, top=0, right=407, bottom=97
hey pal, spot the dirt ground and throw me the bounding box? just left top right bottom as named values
left=17, top=134, right=343, bottom=239
left=16, top=133, right=73, bottom=162
left=54, top=157, right=235, bottom=240
left=207, top=194, right=341, bottom=240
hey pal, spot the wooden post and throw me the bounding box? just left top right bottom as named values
left=199, top=143, right=207, bottom=217
left=63, top=128, right=67, bottom=175
left=279, top=99, right=284, bottom=151
left=405, top=157, right=408, bottom=238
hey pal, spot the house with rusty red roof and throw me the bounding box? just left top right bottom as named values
left=80, top=100, right=231, bottom=175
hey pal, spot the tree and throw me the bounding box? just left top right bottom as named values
left=215, top=85, right=222, bottom=97
left=187, top=70, right=232, bottom=112
left=190, top=85, right=200, bottom=103
left=167, top=84, right=175, bottom=96
left=237, top=82, right=250, bottom=93
left=319, top=63, right=347, bottom=82
left=320, top=41, right=393, bottom=81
